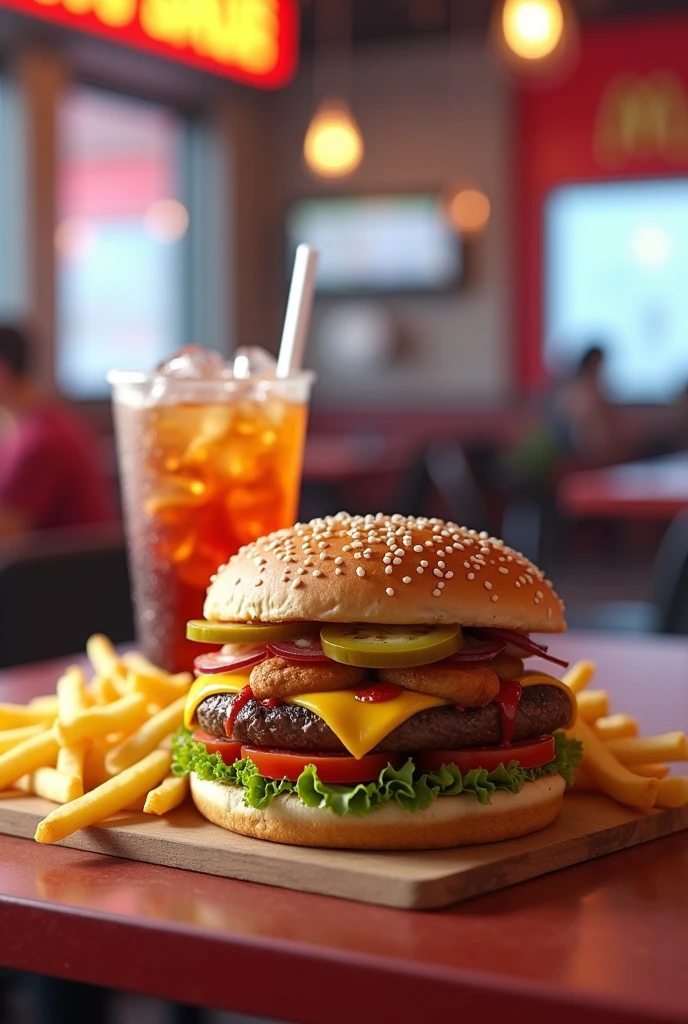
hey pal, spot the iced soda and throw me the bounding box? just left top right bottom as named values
left=109, top=347, right=313, bottom=672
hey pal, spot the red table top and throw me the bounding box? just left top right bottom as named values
left=2, top=633, right=688, bottom=1023
left=559, top=454, right=688, bottom=519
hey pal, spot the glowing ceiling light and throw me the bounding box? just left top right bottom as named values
left=502, top=0, right=564, bottom=61
left=144, top=199, right=189, bottom=243
left=445, top=188, right=492, bottom=235
left=303, top=99, right=364, bottom=179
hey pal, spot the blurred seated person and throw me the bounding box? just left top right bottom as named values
left=0, top=325, right=115, bottom=540
left=504, top=345, right=631, bottom=490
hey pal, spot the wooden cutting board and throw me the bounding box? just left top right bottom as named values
left=1, top=793, right=686, bottom=909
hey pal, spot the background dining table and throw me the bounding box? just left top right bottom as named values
left=558, top=453, right=688, bottom=520
left=0, top=632, right=687, bottom=1024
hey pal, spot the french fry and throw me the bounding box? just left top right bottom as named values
left=57, top=744, right=86, bottom=784
left=29, top=695, right=60, bottom=715
left=105, top=696, right=186, bottom=775
left=91, top=676, right=122, bottom=705
left=593, top=714, right=639, bottom=741
left=144, top=774, right=189, bottom=815
left=567, top=719, right=659, bottom=808
left=562, top=660, right=596, bottom=694
left=35, top=749, right=172, bottom=844
left=0, top=730, right=59, bottom=790
left=86, top=634, right=128, bottom=693
left=121, top=651, right=170, bottom=680
left=82, top=741, right=112, bottom=791
left=655, top=776, right=688, bottom=809
left=55, top=694, right=148, bottom=746
left=632, top=763, right=670, bottom=779
left=0, top=724, right=47, bottom=754
left=576, top=691, right=609, bottom=723
left=0, top=703, right=57, bottom=729
left=57, top=667, right=91, bottom=723
left=17, top=767, right=82, bottom=804
left=605, top=732, right=688, bottom=765
left=127, top=671, right=192, bottom=708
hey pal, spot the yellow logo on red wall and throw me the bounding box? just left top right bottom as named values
left=1, top=0, right=298, bottom=86
left=594, top=71, right=688, bottom=166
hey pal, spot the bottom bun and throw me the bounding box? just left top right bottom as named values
left=190, top=773, right=566, bottom=850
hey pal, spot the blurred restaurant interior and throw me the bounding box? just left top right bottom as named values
left=2, top=0, right=688, bottom=671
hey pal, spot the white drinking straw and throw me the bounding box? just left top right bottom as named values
left=276, top=243, right=319, bottom=378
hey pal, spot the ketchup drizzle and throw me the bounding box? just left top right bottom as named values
left=225, top=685, right=254, bottom=737
left=354, top=683, right=402, bottom=703
left=261, top=698, right=279, bottom=708
left=494, top=678, right=523, bottom=745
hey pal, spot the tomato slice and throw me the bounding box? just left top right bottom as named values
left=187, top=620, right=319, bottom=644
left=192, top=729, right=243, bottom=765
left=240, top=747, right=404, bottom=783
left=268, top=636, right=332, bottom=662
left=320, top=623, right=463, bottom=668
left=415, top=735, right=555, bottom=775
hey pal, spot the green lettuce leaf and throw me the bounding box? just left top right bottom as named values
left=172, top=728, right=583, bottom=819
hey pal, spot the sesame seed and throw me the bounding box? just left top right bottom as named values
left=417, top=567, right=424, bottom=574
left=413, top=545, right=423, bottom=552
left=438, top=581, right=445, bottom=589
left=464, top=561, right=471, bottom=568
left=402, top=576, right=412, bottom=584
left=254, top=579, right=263, bottom=586
left=432, top=588, right=441, bottom=597
left=479, top=531, right=489, bottom=539
left=254, top=556, right=266, bottom=566
left=433, top=569, right=444, bottom=578
left=354, top=552, right=362, bottom=559
left=437, top=550, right=445, bottom=558
left=420, top=560, right=429, bottom=567
left=547, top=607, right=553, bottom=619
left=403, top=537, right=412, bottom=546
left=536, top=590, right=544, bottom=598
left=312, top=569, right=323, bottom=577
left=438, top=560, right=445, bottom=569
left=515, top=581, right=521, bottom=588
left=318, top=541, right=328, bottom=549
left=304, top=559, right=313, bottom=566
left=342, top=545, right=351, bottom=552
left=467, top=572, right=475, bottom=580
left=297, top=568, right=306, bottom=575
left=386, top=588, right=395, bottom=597
left=292, top=578, right=302, bottom=589
left=356, top=567, right=366, bottom=577
left=425, top=540, right=434, bottom=547
left=445, top=571, right=454, bottom=579
left=394, top=548, right=404, bottom=557
left=393, top=557, right=402, bottom=565
left=484, top=581, right=493, bottom=590
left=335, top=567, right=343, bottom=575
left=333, top=556, right=343, bottom=565
left=491, top=594, right=499, bottom=602
left=385, top=565, right=393, bottom=575
left=319, top=552, right=329, bottom=560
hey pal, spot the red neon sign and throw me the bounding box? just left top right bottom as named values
left=0, top=0, right=298, bottom=88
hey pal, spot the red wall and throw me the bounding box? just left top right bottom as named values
left=516, top=13, right=688, bottom=391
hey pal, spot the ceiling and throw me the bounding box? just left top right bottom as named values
left=299, top=0, right=688, bottom=49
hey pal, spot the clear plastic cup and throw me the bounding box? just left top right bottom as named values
left=108, top=355, right=314, bottom=672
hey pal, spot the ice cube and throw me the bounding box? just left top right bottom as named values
left=157, top=345, right=228, bottom=379
left=232, top=346, right=278, bottom=380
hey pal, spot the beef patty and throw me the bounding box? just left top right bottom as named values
left=195, top=685, right=571, bottom=753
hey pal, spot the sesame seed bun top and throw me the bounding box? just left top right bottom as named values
left=203, top=513, right=566, bottom=633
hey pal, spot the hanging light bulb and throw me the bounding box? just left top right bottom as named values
left=303, top=98, right=364, bottom=179
left=443, top=186, right=491, bottom=236
left=501, top=0, right=564, bottom=60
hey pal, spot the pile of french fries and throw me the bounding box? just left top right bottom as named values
left=0, top=635, right=193, bottom=843
left=564, top=660, right=688, bottom=809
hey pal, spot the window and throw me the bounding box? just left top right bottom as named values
left=56, top=86, right=189, bottom=398
left=0, top=76, right=26, bottom=320
left=545, top=178, right=688, bottom=403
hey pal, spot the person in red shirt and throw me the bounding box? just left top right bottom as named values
left=0, top=325, right=116, bottom=539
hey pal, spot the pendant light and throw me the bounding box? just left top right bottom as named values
left=442, top=0, right=491, bottom=237
left=492, top=0, right=579, bottom=78
left=303, top=0, right=363, bottom=179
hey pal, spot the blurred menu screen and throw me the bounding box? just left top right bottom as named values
left=287, top=195, right=462, bottom=294
left=545, top=178, right=688, bottom=402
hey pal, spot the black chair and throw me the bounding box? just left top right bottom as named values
left=566, top=507, right=688, bottom=634
left=398, top=438, right=493, bottom=532
left=0, top=523, right=134, bottom=668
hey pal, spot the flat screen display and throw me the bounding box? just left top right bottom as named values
left=544, top=178, right=688, bottom=403
left=286, top=194, right=462, bottom=294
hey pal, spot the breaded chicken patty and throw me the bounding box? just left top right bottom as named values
left=378, top=663, right=499, bottom=706
left=249, top=656, right=367, bottom=700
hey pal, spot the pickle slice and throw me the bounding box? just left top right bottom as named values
left=320, top=624, right=463, bottom=668
left=187, top=620, right=319, bottom=644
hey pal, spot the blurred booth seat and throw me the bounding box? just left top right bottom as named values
left=0, top=523, right=134, bottom=668
left=567, top=508, right=688, bottom=635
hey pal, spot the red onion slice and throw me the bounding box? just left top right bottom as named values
left=470, top=628, right=569, bottom=668
left=444, top=639, right=506, bottom=663
left=268, top=636, right=333, bottom=663
left=194, top=645, right=267, bottom=675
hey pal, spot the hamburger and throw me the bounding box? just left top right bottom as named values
left=173, top=513, right=580, bottom=849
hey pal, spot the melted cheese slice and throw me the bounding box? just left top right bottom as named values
left=184, top=668, right=576, bottom=759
